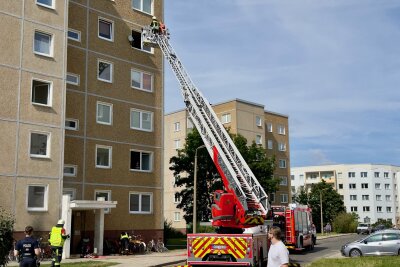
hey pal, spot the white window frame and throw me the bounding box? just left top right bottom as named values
left=348, top=172, right=355, bottom=178
left=174, top=192, right=181, bottom=204
left=384, top=172, right=389, bottom=178
left=277, top=124, right=286, bottom=135
left=66, top=73, right=80, bottom=86
left=278, top=142, right=286, bottom=151
left=374, top=172, right=380, bottom=178
left=97, top=59, right=113, bottom=83
left=349, top=183, right=356, bottom=189
left=350, top=206, right=357, bottom=212
left=131, top=69, right=153, bottom=92
left=221, top=113, right=231, bottom=124
left=376, top=195, right=382, bottom=201
left=279, top=176, right=287, bottom=186
left=363, top=206, right=370, bottom=212
left=255, top=116, right=262, bottom=127
left=65, top=119, right=79, bottom=131
left=174, top=212, right=181, bottom=222
left=267, top=140, right=273, bottom=150
left=96, top=102, right=113, bottom=125
left=255, top=135, right=262, bottom=145
left=350, top=195, right=357, bottom=201
left=95, top=145, right=112, bottom=169
left=33, top=30, right=53, bottom=57
left=267, top=123, right=273, bottom=133
left=387, top=207, right=392, bottom=213
left=174, top=122, right=180, bottom=132
left=36, top=0, right=55, bottom=9
left=375, top=183, right=381, bottom=190
left=385, top=184, right=391, bottom=190
left=280, top=194, right=288, bottom=203
left=377, top=206, right=382, bottom=213
left=361, top=172, right=367, bottom=178
left=98, top=17, right=114, bottom=42
left=131, top=0, right=153, bottom=15
left=361, top=183, right=368, bottom=189
left=362, top=195, right=369, bottom=200
left=129, top=192, right=153, bottom=214
left=174, top=139, right=180, bottom=149
left=26, top=184, right=48, bottom=212
left=67, top=29, right=81, bottom=42
left=130, top=149, right=153, bottom=172
left=29, top=131, right=51, bottom=158
left=63, top=164, right=77, bottom=177
left=130, top=108, right=153, bottom=132
left=63, top=188, right=76, bottom=201
left=31, top=78, right=52, bottom=107
left=386, top=195, right=391, bottom=201
left=95, top=190, right=111, bottom=214
left=278, top=159, right=286, bottom=169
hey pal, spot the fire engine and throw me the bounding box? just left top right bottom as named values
left=272, top=204, right=315, bottom=251
left=142, top=23, right=273, bottom=267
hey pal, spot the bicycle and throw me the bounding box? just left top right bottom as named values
left=38, top=237, right=52, bottom=261
left=156, top=238, right=168, bottom=252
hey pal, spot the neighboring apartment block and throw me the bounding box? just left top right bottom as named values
left=164, top=99, right=291, bottom=231
left=0, top=0, right=164, bottom=254
left=291, top=164, right=400, bottom=226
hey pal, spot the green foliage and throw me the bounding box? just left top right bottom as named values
left=295, top=181, right=345, bottom=233
left=332, top=212, right=358, bottom=233
left=308, top=256, right=400, bottom=267
left=372, top=218, right=393, bottom=228
left=164, top=220, right=185, bottom=239
left=0, top=208, right=15, bottom=267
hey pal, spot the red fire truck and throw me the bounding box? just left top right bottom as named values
left=272, top=204, right=315, bottom=250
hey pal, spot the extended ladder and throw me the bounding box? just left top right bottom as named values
left=142, top=26, right=270, bottom=226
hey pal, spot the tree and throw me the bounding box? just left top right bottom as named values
left=295, top=180, right=345, bottom=232
left=332, top=212, right=358, bottom=233
left=170, top=128, right=276, bottom=225
left=0, top=208, right=15, bottom=267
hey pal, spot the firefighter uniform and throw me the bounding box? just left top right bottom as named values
left=120, top=232, right=130, bottom=254
left=49, top=220, right=69, bottom=267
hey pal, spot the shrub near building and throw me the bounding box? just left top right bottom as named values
left=0, top=208, right=15, bottom=266
left=332, top=212, right=358, bottom=233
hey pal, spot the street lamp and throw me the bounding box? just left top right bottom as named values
left=193, top=144, right=206, bottom=234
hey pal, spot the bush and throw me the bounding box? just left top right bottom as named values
left=0, top=208, right=15, bottom=267
left=332, top=212, right=357, bottom=233
left=164, top=220, right=185, bottom=239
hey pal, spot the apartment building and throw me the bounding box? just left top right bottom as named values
left=291, top=164, right=400, bottom=226
left=0, top=0, right=164, bottom=254
left=164, top=99, right=291, bottom=231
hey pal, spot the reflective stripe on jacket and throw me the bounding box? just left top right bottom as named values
left=49, top=226, right=64, bottom=247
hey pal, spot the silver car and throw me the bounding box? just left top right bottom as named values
left=341, top=229, right=400, bottom=257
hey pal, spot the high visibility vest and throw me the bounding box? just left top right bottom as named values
left=49, top=226, right=64, bottom=247
left=120, top=233, right=129, bottom=240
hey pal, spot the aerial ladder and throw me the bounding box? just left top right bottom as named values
left=142, top=26, right=270, bottom=233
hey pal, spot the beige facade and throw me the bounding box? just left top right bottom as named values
left=1, top=0, right=164, bottom=249
left=164, top=99, right=291, bottom=230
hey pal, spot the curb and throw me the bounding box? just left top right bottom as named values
left=152, top=259, right=186, bottom=267
left=317, top=233, right=354, bottom=240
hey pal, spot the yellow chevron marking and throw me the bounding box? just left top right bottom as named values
left=194, top=237, right=214, bottom=258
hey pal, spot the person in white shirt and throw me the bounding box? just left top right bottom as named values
left=267, top=226, right=289, bottom=267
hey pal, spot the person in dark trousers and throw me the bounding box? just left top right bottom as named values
left=14, top=226, right=40, bottom=267
left=120, top=232, right=130, bottom=255
left=49, top=219, right=69, bottom=267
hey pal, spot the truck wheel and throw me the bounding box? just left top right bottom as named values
left=298, top=237, right=303, bottom=250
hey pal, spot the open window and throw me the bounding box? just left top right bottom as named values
left=130, top=30, right=152, bottom=52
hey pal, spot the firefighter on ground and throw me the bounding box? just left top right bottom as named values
left=150, top=16, right=159, bottom=34
left=14, top=226, right=40, bottom=267
left=120, top=231, right=130, bottom=254
left=49, top=219, right=69, bottom=267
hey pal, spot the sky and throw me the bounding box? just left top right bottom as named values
left=163, top=0, right=400, bottom=167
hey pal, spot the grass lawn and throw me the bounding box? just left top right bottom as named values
left=39, top=261, right=119, bottom=267
left=307, top=256, right=400, bottom=267
left=166, top=238, right=187, bottom=250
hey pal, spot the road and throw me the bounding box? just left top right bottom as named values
left=289, top=234, right=360, bottom=266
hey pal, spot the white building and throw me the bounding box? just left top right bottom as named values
left=291, top=164, right=400, bottom=226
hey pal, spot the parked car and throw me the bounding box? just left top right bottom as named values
left=341, top=229, right=400, bottom=257
left=356, top=223, right=371, bottom=235
left=370, top=224, right=386, bottom=233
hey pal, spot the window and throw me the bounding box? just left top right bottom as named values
left=350, top=206, right=357, bottom=212
left=27, top=185, right=48, bottom=211
left=385, top=184, right=390, bottom=190
left=387, top=207, right=392, bottom=213
left=174, top=212, right=181, bottom=222
left=280, top=194, right=288, bottom=203
left=174, top=122, right=180, bottom=132
left=30, top=132, right=50, bottom=158
left=65, top=119, right=79, bottom=131
left=131, top=69, right=153, bottom=92
left=277, top=124, right=286, bottom=135
left=291, top=186, right=296, bottom=194
left=362, top=195, right=369, bottom=201
left=36, top=0, right=54, bottom=9
left=95, top=190, right=111, bottom=213
left=267, top=123, right=273, bottom=132
left=267, top=140, right=273, bottom=150
left=338, top=184, right=343, bottom=189
left=130, top=109, right=153, bottom=131
left=130, top=30, right=152, bottom=52
left=132, top=0, right=153, bottom=14
left=32, top=79, right=52, bottom=106
left=63, top=165, right=77, bottom=177
left=337, top=172, right=342, bottom=179
left=361, top=183, right=369, bottom=189
left=255, top=135, right=262, bottom=145
left=130, top=150, right=152, bottom=171
left=384, top=172, right=389, bottom=178
left=376, top=195, right=382, bottom=201
left=67, top=29, right=81, bottom=42
left=350, top=195, right=357, bottom=201
left=361, top=172, right=367, bottom=178
left=377, top=206, right=382, bottom=213
left=348, top=172, right=355, bottom=178
left=34, top=31, right=52, bottom=57
left=221, top=113, right=231, bottom=124
left=96, top=145, right=112, bottom=168
left=174, top=139, right=180, bottom=149
left=174, top=193, right=181, bottom=203
left=279, top=176, right=287, bottom=186
left=96, top=102, right=112, bottom=125
left=66, top=73, right=80, bottom=85
left=63, top=188, right=76, bottom=201
left=256, top=116, right=262, bottom=127
left=363, top=206, right=370, bottom=212
left=349, top=183, right=356, bottom=189
left=374, top=172, right=380, bottom=178
left=97, top=60, right=113, bottom=83
left=279, top=159, right=286, bottom=168
left=129, top=192, right=152, bottom=214
left=386, top=195, right=391, bottom=201
left=98, top=18, right=113, bottom=41
left=278, top=142, right=286, bottom=151
left=375, top=183, right=381, bottom=190
left=291, top=175, right=295, bottom=181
